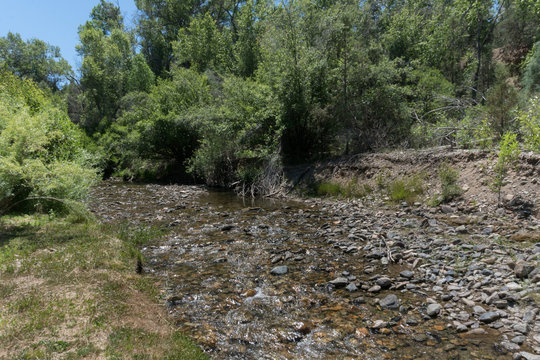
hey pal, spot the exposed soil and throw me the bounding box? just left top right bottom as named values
left=286, top=147, right=540, bottom=214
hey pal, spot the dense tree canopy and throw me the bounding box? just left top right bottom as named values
left=3, top=0, right=540, bottom=191
left=0, top=32, right=72, bottom=91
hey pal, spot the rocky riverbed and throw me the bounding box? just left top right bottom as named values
left=90, top=180, right=540, bottom=359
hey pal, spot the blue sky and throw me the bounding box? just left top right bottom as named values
left=0, top=0, right=139, bottom=69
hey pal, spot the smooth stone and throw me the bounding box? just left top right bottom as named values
left=379, top=294, right=400, bottom=310
left=473, top=305, right=486, bottom=315
left=427, top=303, right=442, bottom=317
left=513, top=323, right=529, bottom=334
left=519, top=352, right=540, bottom=360
left=270, top=266, right=288, bottom=275
left=479, top=311, right=500, bottom=323
left=506, top=282, right=523, bottom=291
left=329, top=277, right=349, bottom=287
left=400, top=270, right=414, bottom=279
left=368, top=285, right=381, bottom=293
left=376, top=277, right=392, bottom=289
left=346, top=283, right=358, bottom=292
left=372, top=320, right=387, bottom=329
left=501, top=341, right=520, bottom=352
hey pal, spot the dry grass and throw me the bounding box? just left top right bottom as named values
left=0, top=215, right=207, bottom=360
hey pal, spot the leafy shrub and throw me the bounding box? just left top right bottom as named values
left=316, top=182, right=342, bottom=196
left=432, top=162, right=462, bottom=205
left=188, top=75, right=280, bottom=186
left=387, top=174, right=425, bottom=203
left=0, top=71, right=99, bottom=213
left=492, top=132, right=520, bottom=204
left=518, top=96, right=540, bottom=152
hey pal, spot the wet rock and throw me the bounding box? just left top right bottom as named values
left=346, top=283, right=358, bottom=292
left=512, top=336, right=526, bottom=345
left=414, top=334, right=428, bottom=342
left=427, top=303, right=442, bottom=317
left=456, top=225, right=467, bottom=234
left=479, top=312, right=500, bottom=324
left=220, top=224, right=235, bottom=231
left=379, top=294, right=400, bottom=310
left=329, top=277, right=349, bottom=288
left=400, top=270, right=414, bottom=279
left=270, top=266, right=288, bottom=275
left=371, top=320, right=388, bottom=329
left=351, top=296, right=365, bottom=305
left=519, top=352, right=540, bottom=360
left=375, top=277, right=392, bottom=289
left=466, top=328, right=486, bottom=335
left=501, top=341, right=520, bottom=352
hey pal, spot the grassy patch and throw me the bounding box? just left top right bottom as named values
left=0, top=215, right=207, bottom=360
left=431, top=162, right=463, bottom=206
left=315, top=179, right=373, bottom=198
left=386, top=173, right=425, bottom=203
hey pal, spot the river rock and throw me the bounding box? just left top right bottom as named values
left=329, top=277, right=349, bottom=287
left=400, top=270, right=414, bottom=279
left=346, top=283, right=358, bottom=292
left=479, top=311, right=500, bottom=323
left=376, top=277, right=392, bottom=289
left=427, top=303, right=441, bottom=317
left=379, top=294, right=399, bottom=310
left=514, top=260, right=535, bottom=279
left=519, top=352, right=540, bottom=360
left=271, top=266, right=288, bottom=275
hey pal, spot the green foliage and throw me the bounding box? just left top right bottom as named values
left=492, top=132, right=520, bottom=203
left=486, top=66, right=519, bottom=136
left=188, top=75, right=280, bottom=186
left=67, top=0, right=540, bottom=186
left=173, top=13, right=232, bottom=72
left=386, top=174, right=425, bottom=204
left=0, top=72, right=99, bottom=214
left=316, top=179, right=372, bottom=198
left=0, top=32, right=72, bottom=91
left=433, top=162, right=463, bottom=205
left=518, top=96, right=540, bottom=152
left=523, top=42, right=540, bottom=96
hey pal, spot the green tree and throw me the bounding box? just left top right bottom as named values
left=77, top=1, right=134, bottom=134
left=0, top=71, right=99, bottom=213
left=0, top=32, right=72, bottom=91
left=173, top=13, right=232, bottom=72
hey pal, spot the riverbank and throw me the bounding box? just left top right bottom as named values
left=0, top=214, right=207, bottom=359
left=89, top=178, right=540, bottom=359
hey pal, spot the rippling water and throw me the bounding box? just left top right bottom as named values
left=91, top=181, right=505, bottom=359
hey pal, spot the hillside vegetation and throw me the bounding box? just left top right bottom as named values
left=1, top=0, right=539, bottom=196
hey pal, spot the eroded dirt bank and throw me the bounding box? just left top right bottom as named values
left=90, top=148, right=540, bottom=360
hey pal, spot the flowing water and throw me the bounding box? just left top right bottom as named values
left=91, top=181, right=508, bottom=359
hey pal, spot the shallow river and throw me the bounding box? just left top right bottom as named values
left=90, top=181, right=509, bottom=359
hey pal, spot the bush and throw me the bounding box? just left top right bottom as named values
left=387, top=174, right=425, bottom=203
left=0, top=71, right=99, bottom=214
left=519, top=96, right=540, bottom=152
left=492, top=132, right=520, bottom=204
left=188, top=75, right=280, bottom=187
left=432, top=162, right=462, bottom=205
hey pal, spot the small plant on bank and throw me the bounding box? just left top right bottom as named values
left=387, top=173, right=425, bottom=203
left=315, top=179, right=373, bottom=198
left=492, top=132, right=520, bottom=205
left=432, top=162, right=463, bottom=205
left=518, top=96, right=540, bottom=152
